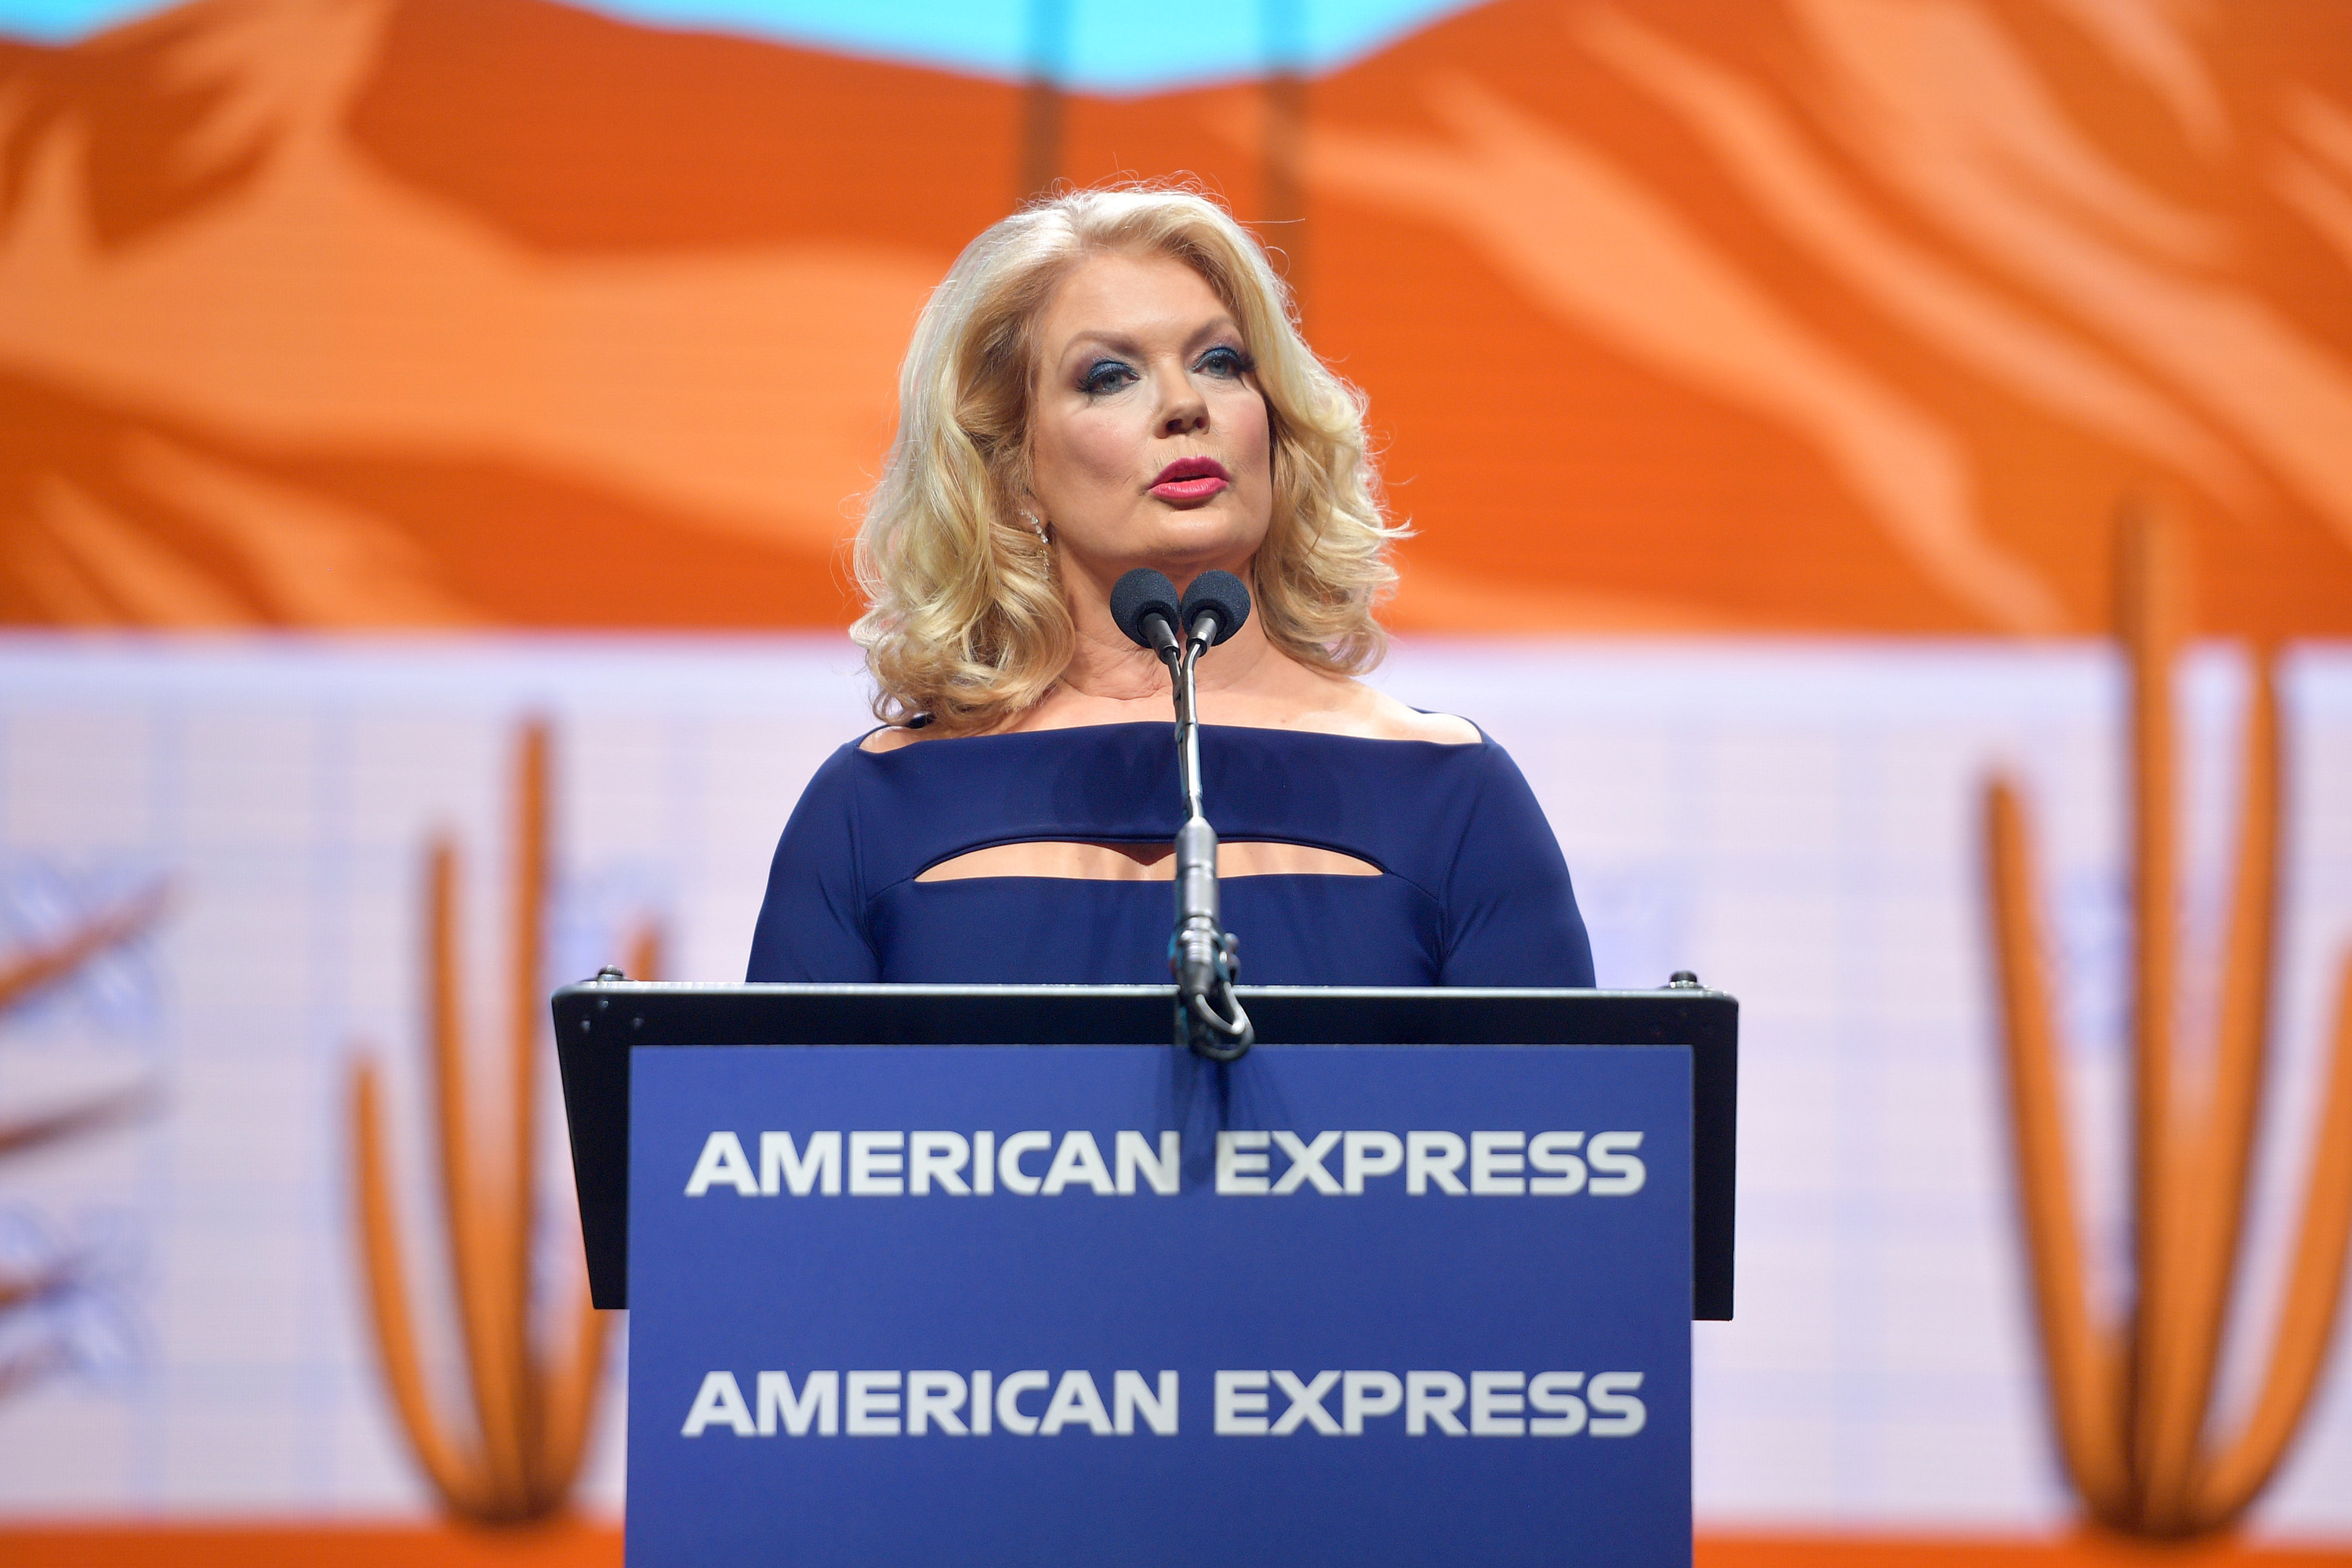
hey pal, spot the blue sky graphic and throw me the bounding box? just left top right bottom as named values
left=0, top=0, right=1486, bottom=93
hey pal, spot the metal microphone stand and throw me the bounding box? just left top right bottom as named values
left=1147, top=615, right=1254, bottom=1061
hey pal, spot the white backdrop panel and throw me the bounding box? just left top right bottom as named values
left=0, top=635, right=2343, bottom=1537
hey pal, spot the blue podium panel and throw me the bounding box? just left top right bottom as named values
left=626, top=1044, right=1692, bottom=1566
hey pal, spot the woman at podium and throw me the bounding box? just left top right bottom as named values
left=749, top=184, right=1592, bottom=989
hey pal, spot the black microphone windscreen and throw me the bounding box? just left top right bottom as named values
left=1179, top=571, right=1252, bottom=646
left=1110, top=568, right=1182, bottom=650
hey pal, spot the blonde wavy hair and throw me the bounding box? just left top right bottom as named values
left=852, top=183, right=1403, bottom=733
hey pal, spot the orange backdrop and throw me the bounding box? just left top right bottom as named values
left=5, top=0, right=2350, bottom=637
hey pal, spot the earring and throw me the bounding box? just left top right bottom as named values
left=1022, top=510, right=1050, bottom=543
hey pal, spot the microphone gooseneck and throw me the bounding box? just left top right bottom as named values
left=1109, top=567, right=1254, bottom=1060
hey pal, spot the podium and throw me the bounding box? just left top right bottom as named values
left=555, top=982, right=1736, bottom=1566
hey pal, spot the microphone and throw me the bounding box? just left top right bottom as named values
left=1178, top=570, right=1250, bottom=653
left=1110, top=567, right=1254, bottom=1060
left=1109, top=568, right=1183, bottom=657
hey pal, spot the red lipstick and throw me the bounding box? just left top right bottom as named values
left=1149, top=456, right=1231, bottom=503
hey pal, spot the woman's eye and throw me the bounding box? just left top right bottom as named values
left=1196, top=346, right=1251, bottom=378
left=1082, top=361, right=1137, bottom=394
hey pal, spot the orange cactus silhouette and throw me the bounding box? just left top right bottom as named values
left=348, top=722, right=640, bottom=1522
left=1984, top=510, right=2352, bottom=1535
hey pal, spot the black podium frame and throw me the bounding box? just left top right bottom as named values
left=553, top=982, right=1737, bottom=1319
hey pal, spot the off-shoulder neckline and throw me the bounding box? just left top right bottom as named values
left=856, top=719, right=1489, bottom=757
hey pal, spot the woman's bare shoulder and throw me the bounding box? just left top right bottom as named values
left=1350, top=684, right=1481, bottom=744
left=1283, top=677, right=1479, bottom=744
left=857, top=725, right=929, bottom=753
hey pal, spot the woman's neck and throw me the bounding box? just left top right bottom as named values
left=1024, top=607, right=1295, bottom=728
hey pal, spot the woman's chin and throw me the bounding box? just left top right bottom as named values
left=1127, top=514, right=1269, bottom=568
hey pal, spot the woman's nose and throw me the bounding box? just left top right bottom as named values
left=1159, top=389, right=1209, bottom=436
left=1154, top=360, right=1210, bottom=435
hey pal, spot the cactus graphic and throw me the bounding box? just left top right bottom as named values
left=0, top=882, right=166, bottom=1399
left=1984, top=510, right=2352, bottom=1535
left=348, top=722, right=644, bottom=1522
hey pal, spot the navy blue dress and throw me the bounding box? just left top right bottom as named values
left=746, top=722, right=1593, bottom=987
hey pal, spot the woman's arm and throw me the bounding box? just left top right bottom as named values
left=746, top=745, right=883, bottom=983
left=1437, top=744, right=1597, bottom=988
